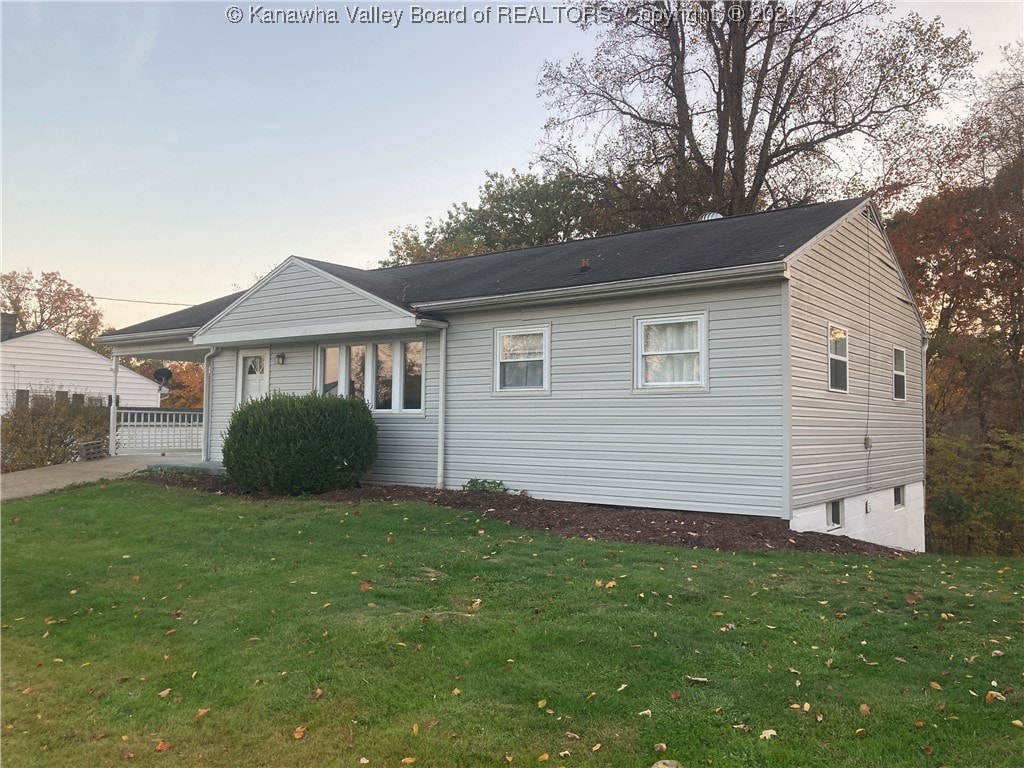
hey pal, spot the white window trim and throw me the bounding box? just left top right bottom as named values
left=826, top=499, right=844, bottom=530
left=493, top=326, right=551, bottom=395
left=892, top=346, right=907, bottom=401
left=315, top=337, right=426, bottom=414
left=827, top=323, right=849, bottom=394
left=236, top=348, right=270, bottom=405
left=634, top=312, right=709, bottom=392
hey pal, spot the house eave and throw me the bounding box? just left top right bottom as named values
left=412, top=261, right=789, bottom=312
left=193, top=315, right=445, bottom=346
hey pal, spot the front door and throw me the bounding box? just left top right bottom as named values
left=238, top=350, right=269, bottom=403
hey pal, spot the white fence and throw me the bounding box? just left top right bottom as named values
left=115, top=408, right=203, bottom=455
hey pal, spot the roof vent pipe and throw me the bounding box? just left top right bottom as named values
left=697, top=212, right=724, bottom=221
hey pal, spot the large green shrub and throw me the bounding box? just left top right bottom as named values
left=221, top=392, right=377, bottom=495
left=0, top=397, right=109, bottom=472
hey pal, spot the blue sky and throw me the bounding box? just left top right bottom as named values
left=3, top=1, right=1021, bottom=329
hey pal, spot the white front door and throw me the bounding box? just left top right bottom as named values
left=238, top=350, right=269, bottom=403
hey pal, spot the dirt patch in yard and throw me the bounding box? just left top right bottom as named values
left=132, top=472, right=902, bottom=558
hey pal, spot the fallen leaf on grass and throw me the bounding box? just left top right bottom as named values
left=653, top=743, right=667, bottom=752
left=412, top=723, right=419, bottom=736
left=686, top=676, right=709, bottom=684
left=929, top=682, right=943, bottom=691
left=360, top=581, right=373, bottom=592
left=591, top=743, right=601, bottom=752
left=759, top=729, right=777, bottom=740
left=564, top=732, right=580, bottom=740
left=154, top=740, right=172, bottom=752
left=855, top=728, right=867, bottom=738
left=451, top=688, right=462, bottom=696
left=359, top=759, right=369, bottom=765
left=986, top=691, right=1006, bottom=703
left=401, top=758, right=416, bottom=765
left=195, top=708, right=211, bottom=720
left=121, top=750, right=135, bottom=759
left=859, top=704, right=871, bottom=716
left=537, top=699, right=547, bottom=709
left=293, top=725, right=307, bottom=740
left=1012, top=720, right=1023, bottom=728
left=158, top=688, right=171, bottom=698
left=537, top=754, right=549, bottom=762
left=616, top=683, right=628, bottom=692
left=670, top=690, right=681, bottom=699
left=638, top=709, right=652, bottom=717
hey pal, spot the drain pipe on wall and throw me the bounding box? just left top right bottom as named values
left=202, top=347, right=220, bottom=462
left=435, top=327, right=447, bottom=489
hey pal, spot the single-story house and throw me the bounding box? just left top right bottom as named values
left=0, top=325, right=160, bottom=415
left=99, top=198, right=927, bottom=550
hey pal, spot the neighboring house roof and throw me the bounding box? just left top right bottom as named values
left=0, top=329, right=45, bottom=342
left=103, top=198, right=868, bottom=338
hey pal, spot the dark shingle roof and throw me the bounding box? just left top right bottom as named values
left=104, top=199, right=865, bottom=337
left=301, top=198, right=864, bottom=307
left=103, top=290, right=247, bottom=338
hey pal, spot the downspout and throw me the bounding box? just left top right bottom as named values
left=109, top=354, right=119, bottom=456
left=435, top=327, right=447, bottom=489
left=202, top=347, right=220, bottom=463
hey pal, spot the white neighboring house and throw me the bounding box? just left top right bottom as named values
left=0, top=328, right=160, bottom=415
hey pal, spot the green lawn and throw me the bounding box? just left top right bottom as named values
left=1, top=482, right=1021, bottom=767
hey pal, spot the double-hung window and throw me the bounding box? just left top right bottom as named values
left=828, top=324, right=849, bottom=393
left=318, top=339, right=423, bottom=413
left=495, top=327, right=549, bottom=392
left=892, top=347, right=907, bottom=400
left=636, top=314, right=706, bottom=390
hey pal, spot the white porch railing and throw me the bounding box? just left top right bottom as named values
left=115, top=407, right=203, bottom=455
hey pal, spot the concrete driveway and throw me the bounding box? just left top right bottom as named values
left=0, top=456, right=199, bottom=502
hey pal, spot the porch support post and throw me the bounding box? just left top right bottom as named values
left=109, top=354, right=119, bottom=456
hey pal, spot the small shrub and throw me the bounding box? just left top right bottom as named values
left=222, top=393, right=377, bottom=495
left=462, top=478, right=509, bottom=494
left=1, top=397, right=108, bottom=472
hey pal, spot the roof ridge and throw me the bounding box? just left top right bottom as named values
left=366, top=198, right=866, bottom=276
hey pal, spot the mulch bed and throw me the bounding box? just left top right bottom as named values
left=132, top=471, right=902, bottom=558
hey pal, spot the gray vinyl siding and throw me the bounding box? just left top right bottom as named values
left=207, top=352, right=237, bottom=463
left=788, top=211, right=926, bottom=509
left=201, top=261, right=405, bottom=338
left=206, top=338, right=439, bottom=486
left=365, top=334, right=440, bottom=487
left=442, top=284, right=787, bottom=517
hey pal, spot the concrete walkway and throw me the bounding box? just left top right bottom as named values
left=0, top=455, right=205, bottom=502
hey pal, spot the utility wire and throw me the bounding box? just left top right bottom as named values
left=93, top=296, right=192, bottom=307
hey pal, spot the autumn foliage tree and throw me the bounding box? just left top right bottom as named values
left=887, top=46, right=1024, bottom=436
left=0, top=270, right=105, bottom=346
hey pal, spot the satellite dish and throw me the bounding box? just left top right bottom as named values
left=153, top=367, right=173, bottom=384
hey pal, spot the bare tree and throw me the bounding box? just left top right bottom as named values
left=539, top=0, right=977, bottom=215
